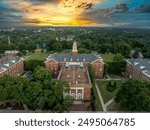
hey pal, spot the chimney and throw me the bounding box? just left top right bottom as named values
left=71, top=41, right=78, bottom=56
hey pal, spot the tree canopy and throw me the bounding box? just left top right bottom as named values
left=115, top=43, right=131, bottom=58
left=1, top=28, right=150, bottom=58
left=113, top=53, right=124, bottom=62
left=115, top=80, right=150, bottom=112
left=0, top=66, right=73, bottom=112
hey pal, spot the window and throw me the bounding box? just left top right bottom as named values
left=77, top=93, right=82, bottom=100
left=71, top=93, right=76, bottom=99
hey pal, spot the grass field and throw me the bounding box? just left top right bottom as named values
left=92, top=84, right=103, bottom=111
left=101, top=54, right=115, bottom=62
left=25, top=52, right=49, bottom=61
left=106, top=102, right=121, bottom=111
left=97, top=80, right=123, bottom=103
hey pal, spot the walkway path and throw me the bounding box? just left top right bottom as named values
left=95, top=82, right=107, bottom=112
left=24, top=56, right=30, bottom=61
left=105, top=97, right=115, bottom=108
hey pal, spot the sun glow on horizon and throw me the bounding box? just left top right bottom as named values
left=6, top=0, right=101, bottom=26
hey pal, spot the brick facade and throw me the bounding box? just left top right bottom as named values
left=126, top=61, right=150, bottom=81
left=91, top=59, right=104, bottom=78
left=0, top=57, right=24, bottom=77
left=44, top=42, right=105, bottom=107
left=45, top=59, right=59, bottom=77
left=45, top=60, right=104, bottom=79
left=126, top=62, right=149, bottom=81
left=59, top=65, right=92, bottom=102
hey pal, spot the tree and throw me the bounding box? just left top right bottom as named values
left=0, top=67, right=73, bottom=112
left=24, top=60, right=44, bottom=72
left=33, top=66, right=51, bottom=81
left=132, top=50, right=139, bottom=58
left=132, top=48, right=141, bottom=58
left=115, top=80, right=150, bottom=112
left=104, top=63, right=109, bottom=74
left=52, top=42, right=62, bottom=52
left=107, top=81, right=117, bottom=92
left=18, top=43, right=26, bottom=51
left=115, top=43, right=131, bottom=58
left=88, top=65, right=95, bottom=83
left=113, top=53, right=124, bottom=62
left=0, top=76, right=30, bottom=105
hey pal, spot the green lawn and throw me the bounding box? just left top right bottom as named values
left=106, top=102, right=121, bottom=111
left=109, top=74, right=121, bottom=79
left=26, top=52, right=49, bottom=61
left=101, top=54, right=115, bottom=62
left=92, top=84, right=103, bottom=111
left=97, top=80, right=123, bottom=103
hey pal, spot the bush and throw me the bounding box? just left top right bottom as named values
left=24, top=60, right=44, bottom=72
left=107, top=81, right=117, bottom=92
left=105, top=61, right=126, bottom=74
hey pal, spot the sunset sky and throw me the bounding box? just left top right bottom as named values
left=0, top=0, right=150, bottom=27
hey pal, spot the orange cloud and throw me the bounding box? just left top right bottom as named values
left=5, top=0, right=103, bottom=26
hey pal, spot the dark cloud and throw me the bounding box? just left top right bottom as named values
left=98, top=3, right=129, bottom=17
left=76, top=2, right=94, bottom=10
left=115, top=3, right=128, bottom=13
left=0, top=0, right=150, bottom=27
left=135, top=5, right=150, bottom=13
left=0, top=2, right=24, bottom=27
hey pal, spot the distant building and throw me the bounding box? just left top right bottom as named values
left=44, top=41, right=104, bottom=105
left=126, top=58, right=150, bottom=81
left=0, top=56, right=24, bottom=77
left=130, top=49, right=143, bottom=58
left=4, top=50, right=19, bottom=57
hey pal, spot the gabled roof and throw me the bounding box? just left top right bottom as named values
left=126, top=58, right=150, bottom=77
left=0, top=56, right=21, bottom=70
left=4, top=50, right=19, bottom=53
left=91, top=58, right=104, bottom=64
left=44, top=58, right=59, bottom=63
left=47, top=53, right=103, bottom=63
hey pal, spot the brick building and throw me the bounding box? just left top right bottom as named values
left=126, top=58, right=150, bottom=81
left=0, top=56, right=24, bottom=77
left=58, top=64, right=92, bottom=102
left=45, top=41, right=104, bottom=104
left=45, top=41, right=104, bottom=78
left=4, top=50, right=19, bottom=57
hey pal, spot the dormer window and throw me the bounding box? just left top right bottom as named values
left=140, top=66, right=145, bottom=70
left=4, top=63, right=9, bottom=67
left=70, top=58, right=73, bottom=62
left=11, top=60, right=15, bottom=63
left=83, top=58, right=86, bottom=62
left=134, top=62, right=139, bottom=65
left=77, top=58, right=79, bottom=62
left=64, top=58, right=66, bottom=62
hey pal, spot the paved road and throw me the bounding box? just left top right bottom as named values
left=95, top=82, right=107, bottom=112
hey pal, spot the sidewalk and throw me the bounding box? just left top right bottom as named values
left=95, top=82, right=107, bottom=112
